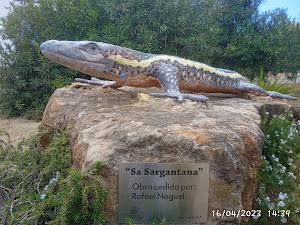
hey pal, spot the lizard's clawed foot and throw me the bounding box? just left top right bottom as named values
left=75, top=77, right=118, bottom=88
left=150, top=92, right=209, bottom=102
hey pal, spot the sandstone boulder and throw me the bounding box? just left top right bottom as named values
left=42, top=83, right=300, bottom=224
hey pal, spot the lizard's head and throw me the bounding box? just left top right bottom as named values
left=40, top=40, right=113, bottom=77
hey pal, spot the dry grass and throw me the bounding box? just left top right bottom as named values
left=287, top=84, right=300, bottom=96
left=286, top=83, right=300, bottom=104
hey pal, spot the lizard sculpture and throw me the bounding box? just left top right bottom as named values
left=40, top=40, right=297, bottom=102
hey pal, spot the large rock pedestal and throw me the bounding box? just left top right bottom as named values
left=42, top=83, right=299, bottom=224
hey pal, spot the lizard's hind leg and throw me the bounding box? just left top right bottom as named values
left=149, top=63, right=209, bottom=102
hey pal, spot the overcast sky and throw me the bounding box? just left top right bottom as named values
left=0, top=0, right=11, bottom=19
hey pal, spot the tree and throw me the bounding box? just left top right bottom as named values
left=215, top=0, right=300, bottom=79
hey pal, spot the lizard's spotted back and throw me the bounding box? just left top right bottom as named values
left=40, top=40, right=298, bottom=102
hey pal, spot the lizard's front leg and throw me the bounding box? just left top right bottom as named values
left=149, top=63, right=209, bottom=102
left=74, top=77, right=118, bottom=88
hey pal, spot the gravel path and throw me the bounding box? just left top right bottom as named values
left=0, top=117, right=40, bottom=146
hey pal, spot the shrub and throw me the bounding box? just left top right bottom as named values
left=258, top=77, right=295, bottom=95
left=247, top=111, right=300, bottom=224
left=0, top=0, right=94, bottom=119
left=0, top=128, right=108, bottom=224
left=255, top=68, right=296, bottom=95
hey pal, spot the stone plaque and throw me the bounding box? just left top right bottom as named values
left=119, top=163, right=209, bottom=223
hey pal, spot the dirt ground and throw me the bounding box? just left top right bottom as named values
left=0, top=117, right=40, bottom=146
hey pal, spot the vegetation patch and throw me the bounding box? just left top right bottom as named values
left=247, top=110, right=300, bottom=224
left=0, top=128, right=108, bottom=224
left=258, top=77, right=295, bottom=96
left=287, top=84, right=300, bottom=99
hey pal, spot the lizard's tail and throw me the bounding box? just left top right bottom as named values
left=236, top=82, right=298, bottom=100
left=266, top=91, right=298, bottom=100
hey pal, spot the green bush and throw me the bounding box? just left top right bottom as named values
left=247, top=111, right=300, bottom=224
left=0, top=128, right=108, bottom=224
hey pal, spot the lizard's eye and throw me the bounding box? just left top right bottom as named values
left=89, top=44, right=97, bottom=51
left=80, top=42, right=101, bottom=56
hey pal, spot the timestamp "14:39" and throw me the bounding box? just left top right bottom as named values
left=268, top=210, right=290, bottom=217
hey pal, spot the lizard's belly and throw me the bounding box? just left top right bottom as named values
left=179, top=82, right=243, bottom=94
left=114, top=74, right=161, bottom=88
